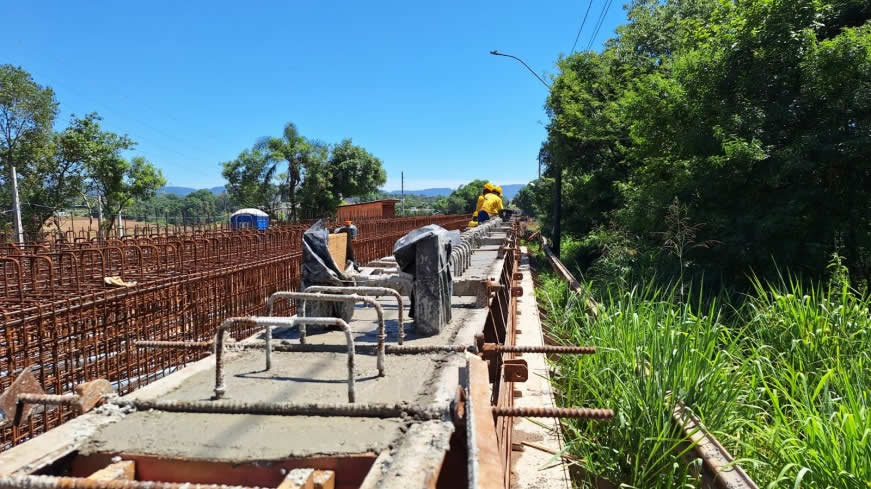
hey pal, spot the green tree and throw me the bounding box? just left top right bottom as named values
left=327, top=139, right=387, bottom=201
left=221, top=148, right=279, bottom=214
left=434, top=179, right=488, bottom=215
left=0, top=64, right=59, bottom=235
left=224, top=131, right=387, bottom=219
left=255, top=122, right=307, bottom=220
left=535, top=0, right=871, bottom=288
left=74, top=114, right=165, bottom=236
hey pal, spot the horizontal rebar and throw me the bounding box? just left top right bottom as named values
left=242, top=343, right=476, bottom=355
left=15, top=394, right=79, bottom=407
left=134, top=340, right=213, bottom=349
left=482, top=344, right=596, bottom=354
left=492, top=406, right=614, bottom=419
left=0, top=475, right=264, bottom=489
left=109, top=398, right=449, bottom=420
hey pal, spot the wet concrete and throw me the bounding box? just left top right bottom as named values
left=45, top=227, right=511, bottom=473
left=80, top=411, right=402, bottom=461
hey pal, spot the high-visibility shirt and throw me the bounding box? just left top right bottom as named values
left=473, top=195, right=486, bottom=217
left=481, top=193, right=503, bottom=217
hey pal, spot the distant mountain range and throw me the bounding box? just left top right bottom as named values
left=161, top=183, right=527, bottom=200
left=161, top=186, right=226, bottom=196
left=385, top=184, right=526, bottom=200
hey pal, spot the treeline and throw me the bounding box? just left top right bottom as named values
left=125, top=190, right=233, bottom=225
left=0, top=65, right=165, bottom=237
left=516, top=0, right=871, bottom=289
left=221, top=123, right=386, bottom=220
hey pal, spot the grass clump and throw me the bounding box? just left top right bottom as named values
left=535, top=257, right=871, bottom=489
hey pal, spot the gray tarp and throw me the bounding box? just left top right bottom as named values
left=300, top=220, right=354, bottom=322
left=393, top=225, right=459, bottom=335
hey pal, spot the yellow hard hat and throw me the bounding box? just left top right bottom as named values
left=483, top=183, right=496, bottom=192
left=494, top=186, right=503, bottom=196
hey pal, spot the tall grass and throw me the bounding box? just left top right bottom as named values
left=536, top=264, right=871, bottom=488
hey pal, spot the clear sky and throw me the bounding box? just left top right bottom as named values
left=3, top=1, right=627, bottom=191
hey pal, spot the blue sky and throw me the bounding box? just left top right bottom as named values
left=4, top=1, right=627, bottom=191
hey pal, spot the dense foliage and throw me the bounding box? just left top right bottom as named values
left=527, top=0, right=871, bottom=290
left=536, top=252, right=871, bottom=488
left=221, top=123, right=387, bottom=219
left=0, top=65, right=165, bottom=237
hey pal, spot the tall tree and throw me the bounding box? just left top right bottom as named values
left=221, top=148, right=279, bottom=214
left=327, top=139, right=387, bottom=201
left=0, top=64, right=59, bottom=235
left=255, top=122, right=307, bottom=220
left=72, top=114, right=165, bottom=236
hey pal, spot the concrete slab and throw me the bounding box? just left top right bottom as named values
left=79, top=411, right=402, bottom=461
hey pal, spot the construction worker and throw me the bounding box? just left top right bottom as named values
left=471, top=183, right=496, bottom=226
left=478, top=184, right=504, bottom=223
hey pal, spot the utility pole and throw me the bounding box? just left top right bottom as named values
left=97, top=196, right=104, bottom=241
left=551, top=161, right=562, bottom=257
left=10, top=166, right=24, bottom=244
left=490, top=49, right=561, bottom=256
left=117, top=212, right=123, bottom=238
left=401, top=171, right=405, bottom=217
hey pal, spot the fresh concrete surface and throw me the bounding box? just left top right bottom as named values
left=79, top=411, right=402, bottom=461
left=0, top=224, right=521, bottom=488
left=510, top=247, right=572, bottom=489
left=75, top=231, right=509, bottom=465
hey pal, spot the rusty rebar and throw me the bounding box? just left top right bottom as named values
left=482, top=344, right=596, bottom=354
left=134, top=340, right=213, bottom=349
left=0, top=216, right=470, bottom=452
left=109, top=398, right=448, bottom=420
left=491, top=406, right=614, bottom=419
left=303, top=285, right=406, bottom=344
left=15, top=393, right=78, bottom=407
left=213, top=316, right=357, bottom=403
left=267, top=291, right=385, bottom=376
left=0, top=475, right=264, bottom=489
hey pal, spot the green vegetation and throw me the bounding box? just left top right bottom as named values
left=524, top=0, right=871, bottom=291
left=534, top=249, right=871, bottom=488
left=0, top=66, right=165, bottom=237
left=221, top=123, right=386, bottom=219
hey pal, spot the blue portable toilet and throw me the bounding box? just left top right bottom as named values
left=230, top=208, right=269, bottom=230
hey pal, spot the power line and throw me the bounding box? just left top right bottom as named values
left=586, top=0, right=614, bottom=52
left=570, top=0, right=596, bottom=54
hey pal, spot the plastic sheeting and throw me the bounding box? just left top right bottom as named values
left=393, top=225, right=460, bottom=274
left=300, top=220, right=354, bottom=322
left=393, top=224, right=459, bottom=335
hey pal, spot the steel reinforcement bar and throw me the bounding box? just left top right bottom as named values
left=0, top=215, right=467, bottom=452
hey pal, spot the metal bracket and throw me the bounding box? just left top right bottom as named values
left=503, top=359, right=528, bottom=382
left=511, top=286, right=523, bottom=297
left=0, top=370, right=44, bottom=426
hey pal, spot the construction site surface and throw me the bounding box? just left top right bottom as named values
left=0, top=217, right=586, bottom=489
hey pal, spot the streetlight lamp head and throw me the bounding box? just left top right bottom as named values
left=490, top=50, right=500, bottom=55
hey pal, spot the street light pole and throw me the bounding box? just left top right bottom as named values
left=489, top=51, right=551, bottom=89
left=490, top=50, right=561, bottom=257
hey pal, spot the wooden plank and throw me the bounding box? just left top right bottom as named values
left=673, top=403, right=759, bottom=489
left=327, top=233, right=348, bottom=268
left=277, top=468, right=313, bottom=489
left=87, top=460, right=135, bottom=481
left=312, top=470, right=336, bottom=489
left=468, top=356, right=504, bottom=489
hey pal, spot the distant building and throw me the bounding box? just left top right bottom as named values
left=336, top=199, right=400, bottom=220
left=230, top=208, right=269, bottom=230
